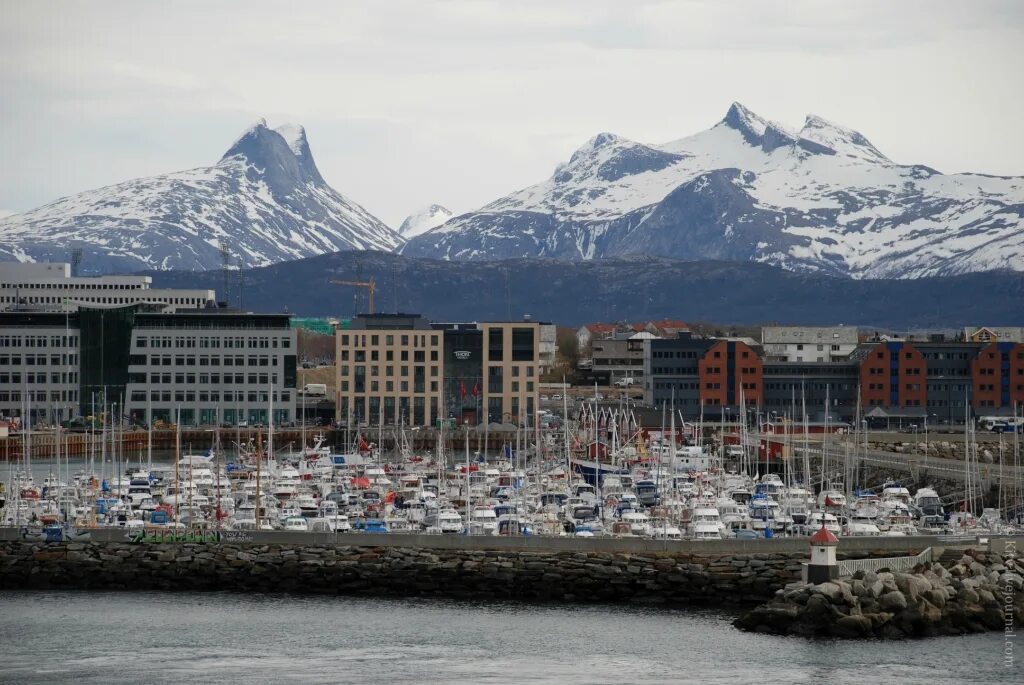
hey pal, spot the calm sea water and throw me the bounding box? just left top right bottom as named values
left=0, top=591, right=1016, bottom=684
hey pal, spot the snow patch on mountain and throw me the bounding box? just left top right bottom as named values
left=398, top=204, right=454, bottom=239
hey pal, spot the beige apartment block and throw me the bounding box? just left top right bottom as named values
left=335, top=315, right=443, bottom=427
left=478, top=322, right=541, bottom=425
left=334, top=314, right=541, bottom=428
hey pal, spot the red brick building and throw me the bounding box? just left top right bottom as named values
left=971, top=342, right=1024, bottom=411
left=698, top=340, right=763, bottom=409
left=857, top=341, right=926, bottom=409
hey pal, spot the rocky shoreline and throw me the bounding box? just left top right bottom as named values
left=867, top=438, right=1008, bottom=464
left=735, top=549, right=1024, bottom=638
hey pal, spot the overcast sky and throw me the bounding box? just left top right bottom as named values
left=1, top=0, right=1022, bottom=227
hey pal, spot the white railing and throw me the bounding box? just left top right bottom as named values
left=836, top=547, right=932, bottom=577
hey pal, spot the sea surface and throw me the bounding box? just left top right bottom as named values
left=0, top=591, right=1016, bottom=684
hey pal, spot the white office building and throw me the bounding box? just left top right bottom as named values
left=0, top=262, right=215, bottom=312
left=0, top=312, right=81, bottom=424
left=0, top=307, right=296, bottom=427
left=124, top=311, right=297, bottom=426
left=761, top=326, right=859, bottom=362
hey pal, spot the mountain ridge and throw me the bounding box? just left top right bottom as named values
left=403, top=102, right=1024, bottom=279
left=144, top=250, right=1024, bottom=328
left=0, top=121, right=403, bottom=273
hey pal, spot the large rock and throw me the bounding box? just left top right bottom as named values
left=1002, top=572, right=1024, bottom=591
left=815, top=582, right=843, bottom=601
left=904, top=575, right=932, bottom=601
left=834, top=614, right=873, bottom=638
left=879, top=590, right=908, bottom=611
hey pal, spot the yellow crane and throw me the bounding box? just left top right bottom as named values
left=331, top=277, right=376, bottom=314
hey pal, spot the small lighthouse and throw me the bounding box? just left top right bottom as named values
left=807, top=523, right=839, bottom=583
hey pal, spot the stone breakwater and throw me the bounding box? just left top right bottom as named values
left=867, top=439, right=1008, bottom=463
left=0, top=540, right=816, bottom=604
left=735, top=549, right=1024, bottom=638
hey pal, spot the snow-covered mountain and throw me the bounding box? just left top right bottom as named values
left=0, top=120, right=404, bottom=273
left=402, top=103, right=1024, bottom=279
left=398, top=204, right=453, bottom=239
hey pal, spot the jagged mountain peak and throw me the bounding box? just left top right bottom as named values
left=274, top=123, right=324, bottom=185
left=567, top=132, right=630, bottom=165
left=274, top=123, right=307, bottom=156
left=761, top=121, right=798, bottom=153
left=0, top=119, right=402, bottom=272
left=799, top=113, right=890, bottom=163
left=218, top=119, right=325, bottom=187
left=221, top=119, right=271, bottom=160
left=720, top=102, right=769, bottom=145
left=586, top=131, right=624, bottom=149
left=405, top=103, right=1024, bottom=279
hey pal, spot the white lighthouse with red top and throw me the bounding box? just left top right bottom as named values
left=807, top=523, right=839, bottom=583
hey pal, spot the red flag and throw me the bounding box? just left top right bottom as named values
left=358, top=435, right=369, bottom=452
left=459, top=381, right=467, bottom=399
left=472, top=381, right=479, bottom=397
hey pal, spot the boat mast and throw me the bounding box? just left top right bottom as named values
left=174, top=407, right=181, bottom=527
left=255, top=428, right=262, bottom=530
left=268, top=382, right=274, bottom=468
left=963, top=392, right=971, bottom=521
left=464, top=420, right=470, bottom=534
left=147, top=394, right=152, bottom=475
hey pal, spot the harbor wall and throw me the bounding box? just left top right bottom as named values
left=0, top=532, right=989, bottom=604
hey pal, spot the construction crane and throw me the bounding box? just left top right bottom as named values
left=331, top=277, right=376, bottom=314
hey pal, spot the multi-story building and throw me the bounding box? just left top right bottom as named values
left=1, top=262, right=215, bottom=312
left=856, top=341, right=927, bottom=410
left=335, top=314, right=542, bottom=427
left=762, top=361, right=860, bottom=422
left=971, top=342, right=1024, bottom=414
left=761, top=326, right=859, bottom=362
left=123, top=311, right=297, bottom=426
left=919, top=342, right=977, bottom=424
left=480, top=321, right=541, bottom=424
left=644, top=333, right=1017, bottom=425
left=645, top=332, right=714, bottom=412
left=592, top=333, right=651, bottom=384
left=0, top=304, right=296, bottom=427
left=853, top=340, right=977, bottom=424
left=698, top=339, right=764, bottom=410
left=0, top=311, right=81, bottom=424
left=335, top=314, right=443, bottom=427
left=538, top=323, right=557, bottom=374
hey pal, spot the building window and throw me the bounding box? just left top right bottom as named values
left=488, top=328, right=503, bottom=360
left=511, top=327, right=534, bottom=361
